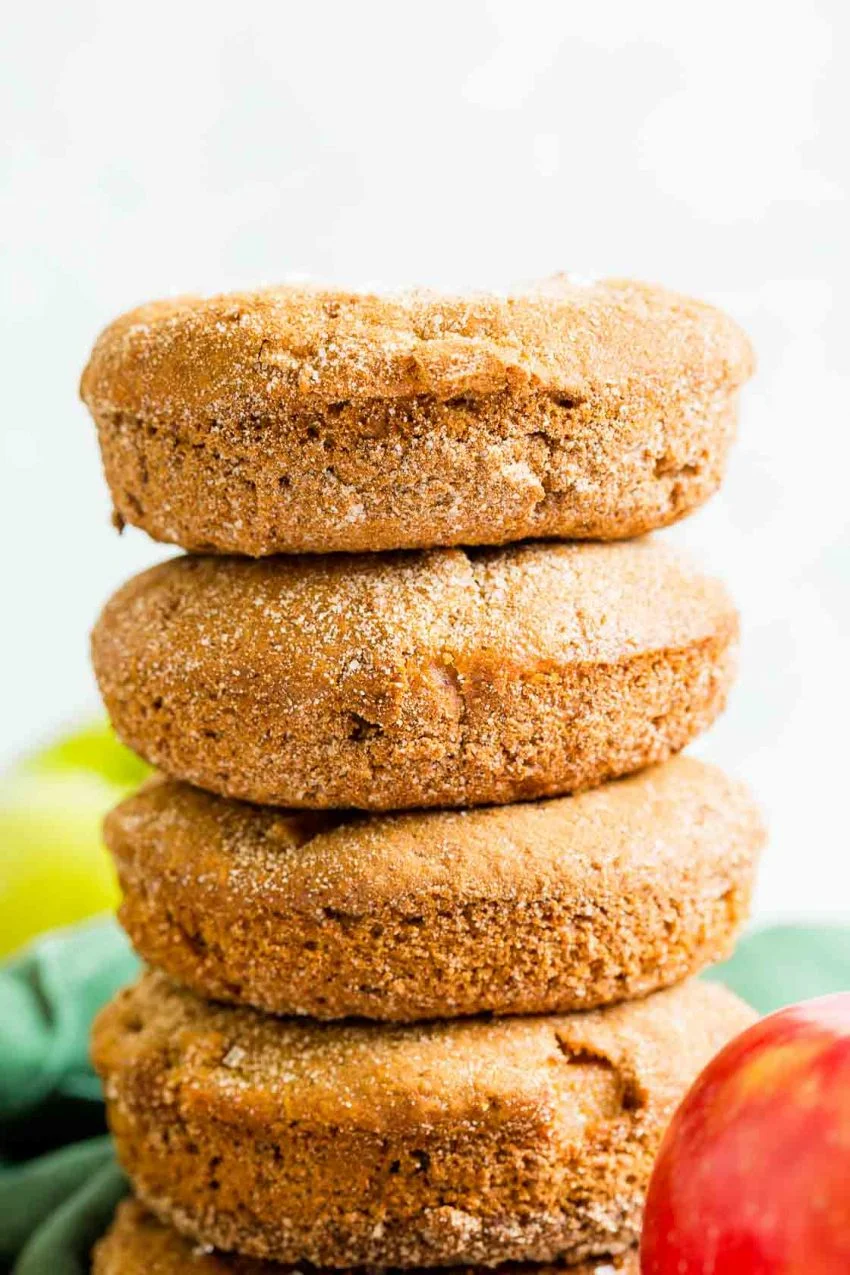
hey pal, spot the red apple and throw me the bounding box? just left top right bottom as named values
left=641, top=993, right=850, bottom=1274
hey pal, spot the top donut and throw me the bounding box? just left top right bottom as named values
left=81, top=277, right=754, bottom=555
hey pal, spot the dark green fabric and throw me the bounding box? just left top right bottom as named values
left=0, top=921, right=138, bottom=1272
left=0, top=1141, right=116, bottom=1267
left=1, top=918, right=848, bottom=1274
left=13, top=1161, right=127, bottom=1275
left=0, top=919, right=139, bottom=1125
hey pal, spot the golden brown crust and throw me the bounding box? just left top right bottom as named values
left=107, top=757, right=763, bottom=1021
left=80, top=278, right=753, bottom=555
left=92, top=975, right=753, bottom=1268
left=91, top=539, right=738, bottom=811
left=92, top=1200, right=639, bottom=1275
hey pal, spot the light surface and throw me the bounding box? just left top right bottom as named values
left=1, top=0, right=847, bottom=921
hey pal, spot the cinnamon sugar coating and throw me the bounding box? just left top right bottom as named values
left=106, top=757, right=763, bottom=1021
left=91, top=539, right=738, bottom=811
left=94, top=1198, right=637, bottom=1275
left=80, top=278, right=753, bottom=555
left=93, top=1200, right=639, bottom=1275
left=92, top=975, right=752, bottom=1268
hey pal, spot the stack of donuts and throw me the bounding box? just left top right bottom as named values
left=81, top=277, right=764, bottom=1275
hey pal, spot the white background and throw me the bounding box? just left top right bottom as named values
left=2, top=0, right=847, bottom=920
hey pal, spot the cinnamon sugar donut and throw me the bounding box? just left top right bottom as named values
left=92, top=975, right=753, bottom=1268
left=106, top=757, right=763, bottom=1021
left=91, top=539, right=738, bottom=811
left=93, top=1200, right=639, bottom=1275
left=80, top=278, right=753, bottom=555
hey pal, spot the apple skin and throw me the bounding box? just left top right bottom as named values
left=0, top=723, right=149, bottom=956
left=641, top=993, right=850, bottom=1274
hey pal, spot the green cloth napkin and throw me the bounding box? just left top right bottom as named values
left=0, top=920, right=139, bottom=1272
left=1, top=918, right=849, bottom=1273
left=706, top=924, right=850, bottom=1013
left=2, top=1143, right=120, bottom=1274
left=0, top=919, right=138, bottom=1125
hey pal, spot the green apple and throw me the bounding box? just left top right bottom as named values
left=0, top=723, right=149, bottom=957
left=22, top=721, right=150, bottom=789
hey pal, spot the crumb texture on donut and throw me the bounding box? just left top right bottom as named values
left=92, top=974, right=753, bottom=1268
left=93, top=1199, right=641, bottom=1275
left=107, top=756, right=763, bottom=1020
left=80, top=277, right=754, bottom=554
left=91, top=539, right=739, bottom=811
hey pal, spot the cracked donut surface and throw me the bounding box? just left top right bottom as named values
left=80, top=277, right=753, bottom=555
left=93, top=1199, right=641, bottom=1275
left=92, top=974, right=753, bottom=1268
left=106, top=757, right=764, bottom=1021
left=91, top=538, right=738, bottom=811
